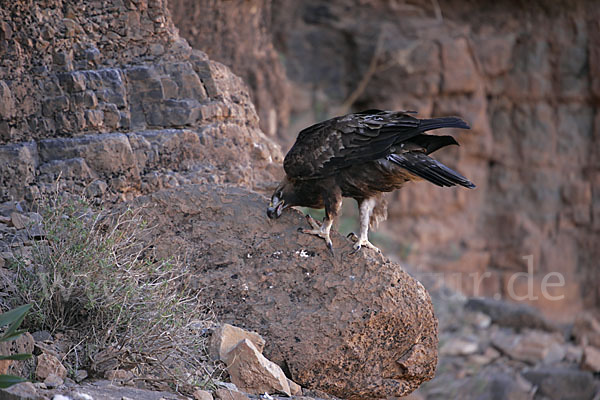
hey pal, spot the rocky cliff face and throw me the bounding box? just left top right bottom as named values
left=168, top=0, right=290, bottom=139
left=169, top=0, right=600, bottom=321
left=0, top=0, right=282, bottom=204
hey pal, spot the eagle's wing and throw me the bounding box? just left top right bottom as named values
left=284, top=110, right=423, bottom=179
left=388, top=152, right=475, bottom=188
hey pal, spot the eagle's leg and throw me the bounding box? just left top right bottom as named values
left=351, top=197, right=381, bottom=254
left=299, top=216, right=334, bottom=253
left=299, top=191, right=341, bottom=255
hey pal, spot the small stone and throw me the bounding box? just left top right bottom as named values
left=193, top=389, right=213, bottom=400
left=573, top=312, right=600, bottom=348
left=209, top=323, right=265, bottom=361
left=215, top=381, right=239, bottom=392
left=214, top=388, right=250, bottom=400
left=522, top=367, right=595, bottom=400
left=463, top=311, right=492, bottom=329
left=581, top=346, right=600, bottom=372
left=565, top=344, right=583, bottom=364
left=74, top=369, right=88, bottom=382
left=465, top=298, right=556, bottom=332
left=491, top=329, right=565, bottom=365
left=44, top=373, right=64, bottom=388
left=105, top=369, right=134, bottom=382
left=73, top=393, right=94, bottom=400
left=287, top=379, right=302, bottom=396
left=58, top=71, right=86, bottom=93
left=62, top=18, right=84, bottom=37
left=85, top=180, right=108, bottom=198
left=440, top=337, right=479, bottom=356
left=36, top=353, right=67, bottom=380
left=85, top=109, right=104, bottom=128
left=224, top=339, right=290, bottom=396
left=149, top=43, right=165, bottom=56
left=469, top=347, right=501, bottom=365
left=10, top=212, right=30, bottom=230
left=84, top=46, right=101, bottom=63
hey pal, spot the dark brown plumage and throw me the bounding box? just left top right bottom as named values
left=267, top=109, right=475, bottom=253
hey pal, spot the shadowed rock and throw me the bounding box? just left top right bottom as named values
left=128, top=184, right=438, bottom=399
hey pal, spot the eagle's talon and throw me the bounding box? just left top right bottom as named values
left=350, top=244, right=361, bottom=255
left=351, top=239, right=380, bottom=253
left=347, top=232, right=358, bottom=242
left=299, top=224, right=335, bottom=255
left=326, top=241, right=335, bottom=256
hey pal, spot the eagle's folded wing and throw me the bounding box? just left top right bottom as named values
left=283, top=110, right=421, bottom=180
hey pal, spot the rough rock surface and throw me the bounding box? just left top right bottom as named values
left=169, top=0, right=290, bottom=139
left=0, top=0, right=282, bottom=204
left=127, top=184, right=439, bottom=399
left=170, top=0, right=600, bottom=321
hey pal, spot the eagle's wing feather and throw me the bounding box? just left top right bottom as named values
left=388, top=152, right=475, bottom=188
left=284, top=110, right=422, bottom=179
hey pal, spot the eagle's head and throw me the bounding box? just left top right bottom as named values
left=267, top=178, right=295, bottom=219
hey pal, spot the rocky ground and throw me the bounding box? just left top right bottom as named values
left=2, top=199, right=600, bottom=399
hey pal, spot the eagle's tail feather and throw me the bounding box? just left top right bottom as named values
left=419, top=117, right=470, bottom=132
left=388, top=153, right=476, bottom=189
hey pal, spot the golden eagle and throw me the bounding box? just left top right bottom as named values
left=267, top=109, right=475, bottom=253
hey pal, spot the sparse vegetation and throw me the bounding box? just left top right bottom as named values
left=7, top=191, right=224, bottom=392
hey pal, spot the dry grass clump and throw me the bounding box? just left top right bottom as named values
left=8, top=191, right=224, bottom=392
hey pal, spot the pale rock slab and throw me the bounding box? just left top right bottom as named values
left=210, top=323, right=265, bottom=361
left=224, top=339, right=291, bottom=396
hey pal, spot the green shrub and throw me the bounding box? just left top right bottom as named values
left=0, top=304, right=32, bottom=388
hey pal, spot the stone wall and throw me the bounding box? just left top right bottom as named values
left=0, top=0, right=282, bottom=204
left=169, top=0, right=600, bottom=321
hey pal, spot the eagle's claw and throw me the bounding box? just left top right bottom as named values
left=326, top=240, right=335, bottom=256
left=347, top=232, right=358, bottom=241
left=350, top=238, right=380, bottom=254
left=305, top=214, right=321, bottom=229
left=299, top=215, right=335, bottom=256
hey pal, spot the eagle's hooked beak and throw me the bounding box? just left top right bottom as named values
left=267, top=198, right=285, bottom=219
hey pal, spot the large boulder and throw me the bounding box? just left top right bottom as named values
left=128, top=184, right=438, bottom=399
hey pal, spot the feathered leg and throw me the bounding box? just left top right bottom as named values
left=351, top=197, right=380, bottom=253
left=299, top=190, right=341, bottom=255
